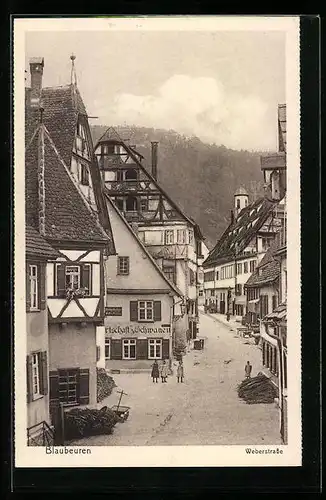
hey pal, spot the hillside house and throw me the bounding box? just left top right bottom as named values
left=94, top=130, right=204, bottom=346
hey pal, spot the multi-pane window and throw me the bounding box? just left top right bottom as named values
left=210, top=289, right=215, bottom=297
left=177, top=229, right=187, bottom=244
left=29, top=265, right=38, bottom=310
left=123, top=339, right=136, bottom=359
left=221, top=265, right=234, bottom=279
left=204, top=271, right=215, bottom=282
left=148, top=339, right=162, bottom=359
left=235, top=284, right=243, bottom=296
left=247, top=288, right=259, bottom=301
left=164, top=230, right=174, bottom=244
left=249, top=260, right=256, bottom=273
left=140, top=198, right=148, bottom=211
left=80, top=163, right=89, bottom=186
left=58, top=369, right=78, bottom=405
left=117, top=256, right=130, bottom=275
left=236, top=263, right=243, bottom=275
left=105, top=339, right=110, bottom=360
left=65, top=266, right=80, bottom=290
left=199, top=289, right=204, bottom=297
left=188, top=230, right=194, bottom=245
left=163, top=267, right=175, bottom=283
left=32, top=353, right=40, bottom=397
left=244, top=262, right=248, bottom=274
left=138, top=301, right=153, bottom=321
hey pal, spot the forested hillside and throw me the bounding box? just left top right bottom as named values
left=91, top=125, right=265, bottom=248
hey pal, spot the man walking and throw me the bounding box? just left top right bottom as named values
left=245, top=361, right=252, bottom=379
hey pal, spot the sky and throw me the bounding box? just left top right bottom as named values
left=25, top=30, right=285, bottom=151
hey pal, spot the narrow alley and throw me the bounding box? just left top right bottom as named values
left=71, top=311, right=281, bottom=446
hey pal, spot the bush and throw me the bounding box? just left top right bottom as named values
left=64, top=406, right=119, bottom=440
left=97, top=368, right=116, bottom=403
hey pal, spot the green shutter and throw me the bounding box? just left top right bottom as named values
left=26, top=355, right=33, bottom=403
left=26, top=265, right=31, bottom=311
left=130, top=301, right=138, bottom=321
left=56, top=263, right=66, bottom=297
left=137, top=339, right=148, bottom=360
left=78, top=368, right=90, bottom=405
left=82, top=264, right=90, bottom=294
left=162, top=339, right=170, bottom=359
left=39, top=351, right=48, bottom=396
left=39, top=264, right=46, bottom=310
left=111, top=340, right=122, bottom=360
left=153, top=301, right=161, bottom=321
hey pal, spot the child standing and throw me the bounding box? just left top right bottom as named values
left=177, top=360, right=184, bottom=383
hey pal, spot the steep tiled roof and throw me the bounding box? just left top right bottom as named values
left=25, top=85, right=115, bottom=249
left=203, top=197, right=277, bottom=267
left=26, top=225, right=60, bottom=259
left=245, top=238, right=280, bottom=287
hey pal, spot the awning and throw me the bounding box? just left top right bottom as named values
left=264, top=302, right=286, bottom=321
left=260, top=329, right=279, bottom=347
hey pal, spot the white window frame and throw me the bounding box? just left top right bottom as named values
left=105, top=339, right=110, bottom=360
left=122, top=339, right=136, bottom=359
left=177, top=229, right=186, bottom=244
left=29, top=265, right=38, bottom=310
left=164, top=230, right=174, bottom=245
left=138, top=300, right=154, bottom=322
left=32, top=352, right=41, bottom=398
left=118, top=256, right=129, bottom=275
left=148, top=339, right=162, bottom=359
left=65, top=265, right=81, bottom=290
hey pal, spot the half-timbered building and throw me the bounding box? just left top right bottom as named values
left=203, top=186, right=285, bottom=319
left=25, top=57, right=115, bottom=414
left=94, top=130, right=204, bottom=346
left=100, top=195, right=183, bottom=371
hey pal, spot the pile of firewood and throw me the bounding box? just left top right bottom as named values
left=97, top=368, right=116, bottom=403
left=64, top=406, right=119, bottom=439
left=237, top=373, right=277, bottom=404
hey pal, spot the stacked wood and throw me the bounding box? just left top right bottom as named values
left=97, top=368, right=116, bottom=403
left=64, top=406, right=119, bottom=440
left=237, top=373, right=277, bottom=404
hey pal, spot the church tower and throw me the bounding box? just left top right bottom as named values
left=234, top=186, right=249, bottom=219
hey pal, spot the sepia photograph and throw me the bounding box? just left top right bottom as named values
left=14, top=16, right=301, bottom=467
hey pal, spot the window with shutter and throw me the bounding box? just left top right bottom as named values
left=56, top=263, right=66, bottom=297
left=26, top=265, right=31, bottom=311
left=78, top=368, right=90, bottom=405
left=117, top=256, right=130, bottom=275
left=49, top=370, right=59, bottom=407
left=111, top=339, right=122, bottom=359
left=153, top=301, right=161, bottom=321
left=26, top=355, right=33, bottom=403
left=130, top=301, right=138, bottom=321
left=39, top=351, right=48, bottom=396
left=162, top=339, right=170, bottom=359
left=39, top=264, right=46, bottom=310
left=82, top=264, right=91, bottom=295
left=29, top=265, right=39, bottom=310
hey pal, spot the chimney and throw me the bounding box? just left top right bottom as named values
left=151, top=141, right=158, bottom=180
left=230, top=210, right=234, bottom=225
left=29, top=57, right=44, bottom=107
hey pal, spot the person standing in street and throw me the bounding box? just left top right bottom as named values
left=177, top=360, right=184, bottom=383
left=151, top=359, right=159, bottom=383
left=245, top=361, right=252, bottom=379
left=160, top=360, right=169, bottom=383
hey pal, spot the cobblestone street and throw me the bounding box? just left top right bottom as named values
left=72, top=311, right=281, bottom=446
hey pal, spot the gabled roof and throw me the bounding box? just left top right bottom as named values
left=96, top=129, right=204, bottom=241
left=203, top=197, right=277, bottom=267
left=105, top=193, right=183, bottom=298
left=245, top=238, right=280, bottom=287
left=25, top=84, right=115, bottom=250
left=26, top=225, right=60, bottom=259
